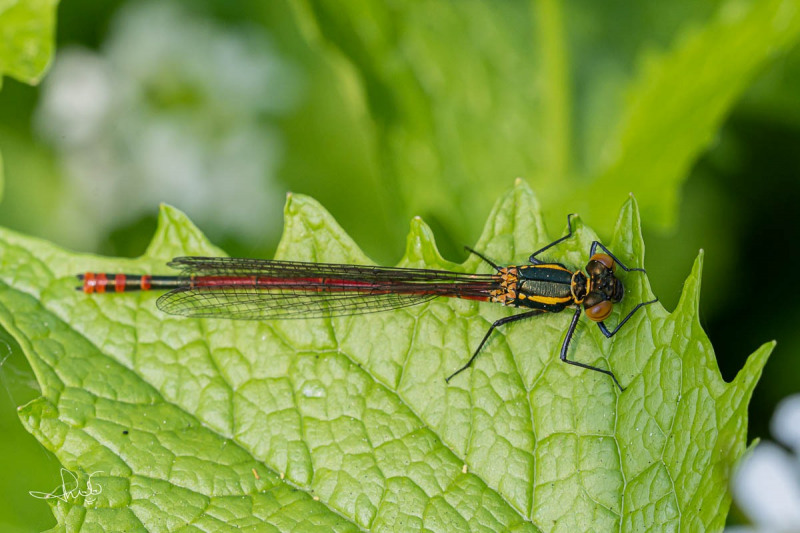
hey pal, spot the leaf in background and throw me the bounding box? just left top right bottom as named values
left=0, top=183, right=769, bottom=530
left=0, top=0, right=59, bottom=202
left=0, top=0, right=57, bottom=87
left=291, top=0, right=800, bottom=240
left=587, top=0, right=800, bottom=228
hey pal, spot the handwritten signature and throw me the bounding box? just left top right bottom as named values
left=30, top=468, right=103, bottom=505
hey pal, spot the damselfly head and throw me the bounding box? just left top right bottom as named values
left=583, top=292, right=613, bottom=321
left=585, top=253, right=624, bottom=305
left=582, top=266, right=624, bottom=322
left=610, top=277, right=624, bottom=302
left=585, top=253, right=615, bottom=276
left=592, top=273, right=624, bottom=304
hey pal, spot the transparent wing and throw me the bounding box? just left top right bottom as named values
left=167, top=256, right=496, bottom=283
left=157, top=285, right=440, bottom=319
left=158, top=256, right=499, bottom=320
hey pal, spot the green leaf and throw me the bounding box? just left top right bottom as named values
left=291, top=0, right=800, bottom=238
left=0, top=0, right=58, bottom=86
left=0, top=0, right=59, bottom=203
left=587, top=0, right=800, bottom=228
left=0, top=183, right=769, bottom=531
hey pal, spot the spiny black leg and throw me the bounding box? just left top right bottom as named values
left=446, top=309, right=545, bottom=383
left=560, top=307, right=624, bottom=391
left=464, top=246, right=502, bottom=272
left=529, top=214, right=577, bottom=264
left=589, top=241, right=645, bottom=273
left=597, top=298, right=658, bottom=338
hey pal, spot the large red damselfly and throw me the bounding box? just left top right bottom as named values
left=78, top=215, right=657, bottom=390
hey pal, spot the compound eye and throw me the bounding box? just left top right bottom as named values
left=585, top=300, right=613, bottom=322
left=589, top=253, right=615, bottom=271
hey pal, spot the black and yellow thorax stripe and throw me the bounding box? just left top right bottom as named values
left=491, top=263, right=590, bottom=312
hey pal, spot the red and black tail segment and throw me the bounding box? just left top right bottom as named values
left=77, top=273, right=185, bottom=294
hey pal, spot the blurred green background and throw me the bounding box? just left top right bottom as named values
left=1, top=0, right=800, bottom=530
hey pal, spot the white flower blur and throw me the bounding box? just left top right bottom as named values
left=728, top=394, right=800, bottom=533
left=35, top=1, right=301, bottom=250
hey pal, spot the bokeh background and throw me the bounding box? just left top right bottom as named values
left=1, top=1, right=799, bottom=530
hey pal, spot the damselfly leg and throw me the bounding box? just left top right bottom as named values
left=445, top=309, right=546, bottom=383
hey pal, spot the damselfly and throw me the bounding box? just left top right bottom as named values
left=78, top=215, right=657, bottom=390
